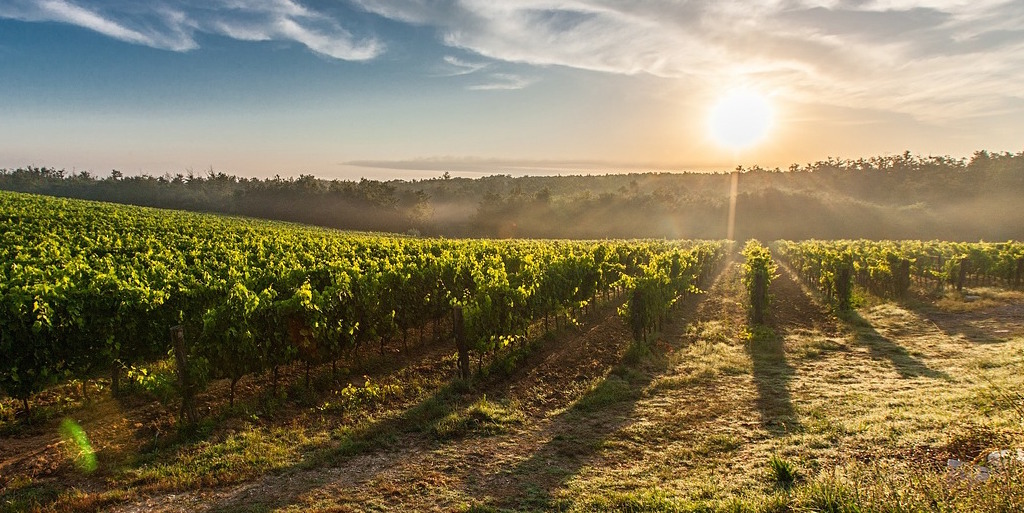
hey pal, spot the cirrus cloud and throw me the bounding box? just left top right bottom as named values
left=350, top=0, right=1024, bottom=120
left=0, top=0, right=382, bottom=60
left=3, top=0, right=1022, bottom=120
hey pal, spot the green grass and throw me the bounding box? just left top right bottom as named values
left=0, top=481, right=61, bottom=513
left=571, top=375, right=637, bottom=414
left=124, top=426, right=317, bottom=490
left=431, top=396, right=524, bottom=440
left=767, top=455, right=799, bottom=490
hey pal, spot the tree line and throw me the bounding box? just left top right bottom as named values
left=2, top=150, right=1022, bottom=240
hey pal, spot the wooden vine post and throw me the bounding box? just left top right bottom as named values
left=171, top=325, right=199, bottom=426
left=895, top=258, right=911, bottom=298
left=453, top=306, right=470, bottom=380
left=751, top=271, right=768, bottom=324
left=957, top=257, right=968, bottom=292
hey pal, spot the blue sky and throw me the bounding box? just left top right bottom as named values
left=1, top=0, right=1022, bottom=179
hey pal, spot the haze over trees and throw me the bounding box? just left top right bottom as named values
left=2, top=150, right=1021, bottom=241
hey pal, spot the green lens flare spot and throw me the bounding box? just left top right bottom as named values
left=60, top=418, right=97, bottom=473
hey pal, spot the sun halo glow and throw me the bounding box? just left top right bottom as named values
left=708, top=89, right=774, bottom=151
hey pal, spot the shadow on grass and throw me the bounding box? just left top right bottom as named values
left=196, top=373, right=487, bottom=512
left=840, top=310, right=950, bottom=380
left=901, top=297, right=1023, bottom=345
left=747, top=325, right=801, bottom=436
left=493, top=345, right=662, bottom=511
left=203, top=297, right=639, bottom=512
left=927, top=319, right=1012, bottom=345
left=745, top=262, right=820, bottom=436
left=0, top=481, right=62, bottom=513
left=487, top=268, right=724, bottom=511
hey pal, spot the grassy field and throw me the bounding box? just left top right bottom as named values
left=3, top=257, right=1024, bottom=512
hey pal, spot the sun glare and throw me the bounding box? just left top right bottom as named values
left=708, top=89, right=774, bottom=151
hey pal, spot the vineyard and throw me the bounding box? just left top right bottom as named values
left=0, top=191, right=726, bottom=417
left=2, top=191, right=1024, bottom=512
left=776, top=239, right=1024, bottom=310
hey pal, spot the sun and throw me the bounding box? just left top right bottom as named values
left=708, top=89, right=774, bottom=151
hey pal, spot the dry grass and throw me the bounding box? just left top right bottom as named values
left=516, top=261, right=1024, bottom=511
left=933, top=287, right=1024, bottom=313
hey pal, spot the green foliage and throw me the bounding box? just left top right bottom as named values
left=619, top=243, right=727, bottom=343
left=776, top=239, right=1024, bottom=310
left=122, top=361, right=179, bottom=405
left=316, top=378, right=402, bottom=415
left=0, top=282, right=62, bottom=413
left=742, top=240, right=777, bottom=324
left=775, top=240, right=854, bottom=310
left=0, top=191, right=728, bottom=415
left=199, top=282, right=274, bottom=405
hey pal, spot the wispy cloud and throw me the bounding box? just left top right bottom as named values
left=3, top=0, right=1022, bottom=120
left=439, top=55, right=488, bottom=76
left=350, top=0, right=1024, bottom=121
left=0, top=0, right=382, bottom=60
left=467, top=73, right=534, bottom=91
left=436, top=55, right=533, bottom=90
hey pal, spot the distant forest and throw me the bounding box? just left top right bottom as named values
left=2, top=151, right=1022, bottom=241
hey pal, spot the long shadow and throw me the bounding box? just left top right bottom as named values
left=205, top=377, right=476, bottom=512
left=123, top=264, right=737, bottom=511
left=201, top=291, right=656, bottom=512
left=775, top=262, right=950, bottom=382
left=747, top=326, right=800, bottom=436
left=901, top=298, right=1024, bottom=345
left=487, top=263, right=725, bottom=511
left=840, top=309, right=950, bottom=380
left=747, top=263, right=813, bottom=436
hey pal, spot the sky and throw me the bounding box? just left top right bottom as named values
left=1, top=0, right=1022, bottom=180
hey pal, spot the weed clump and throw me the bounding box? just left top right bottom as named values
left=430, top=396, right=523, bottom=440
left=768, top=454, right=799, bottom=490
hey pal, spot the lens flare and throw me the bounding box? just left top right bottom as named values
left=60, top=418, right=97, bottom=473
